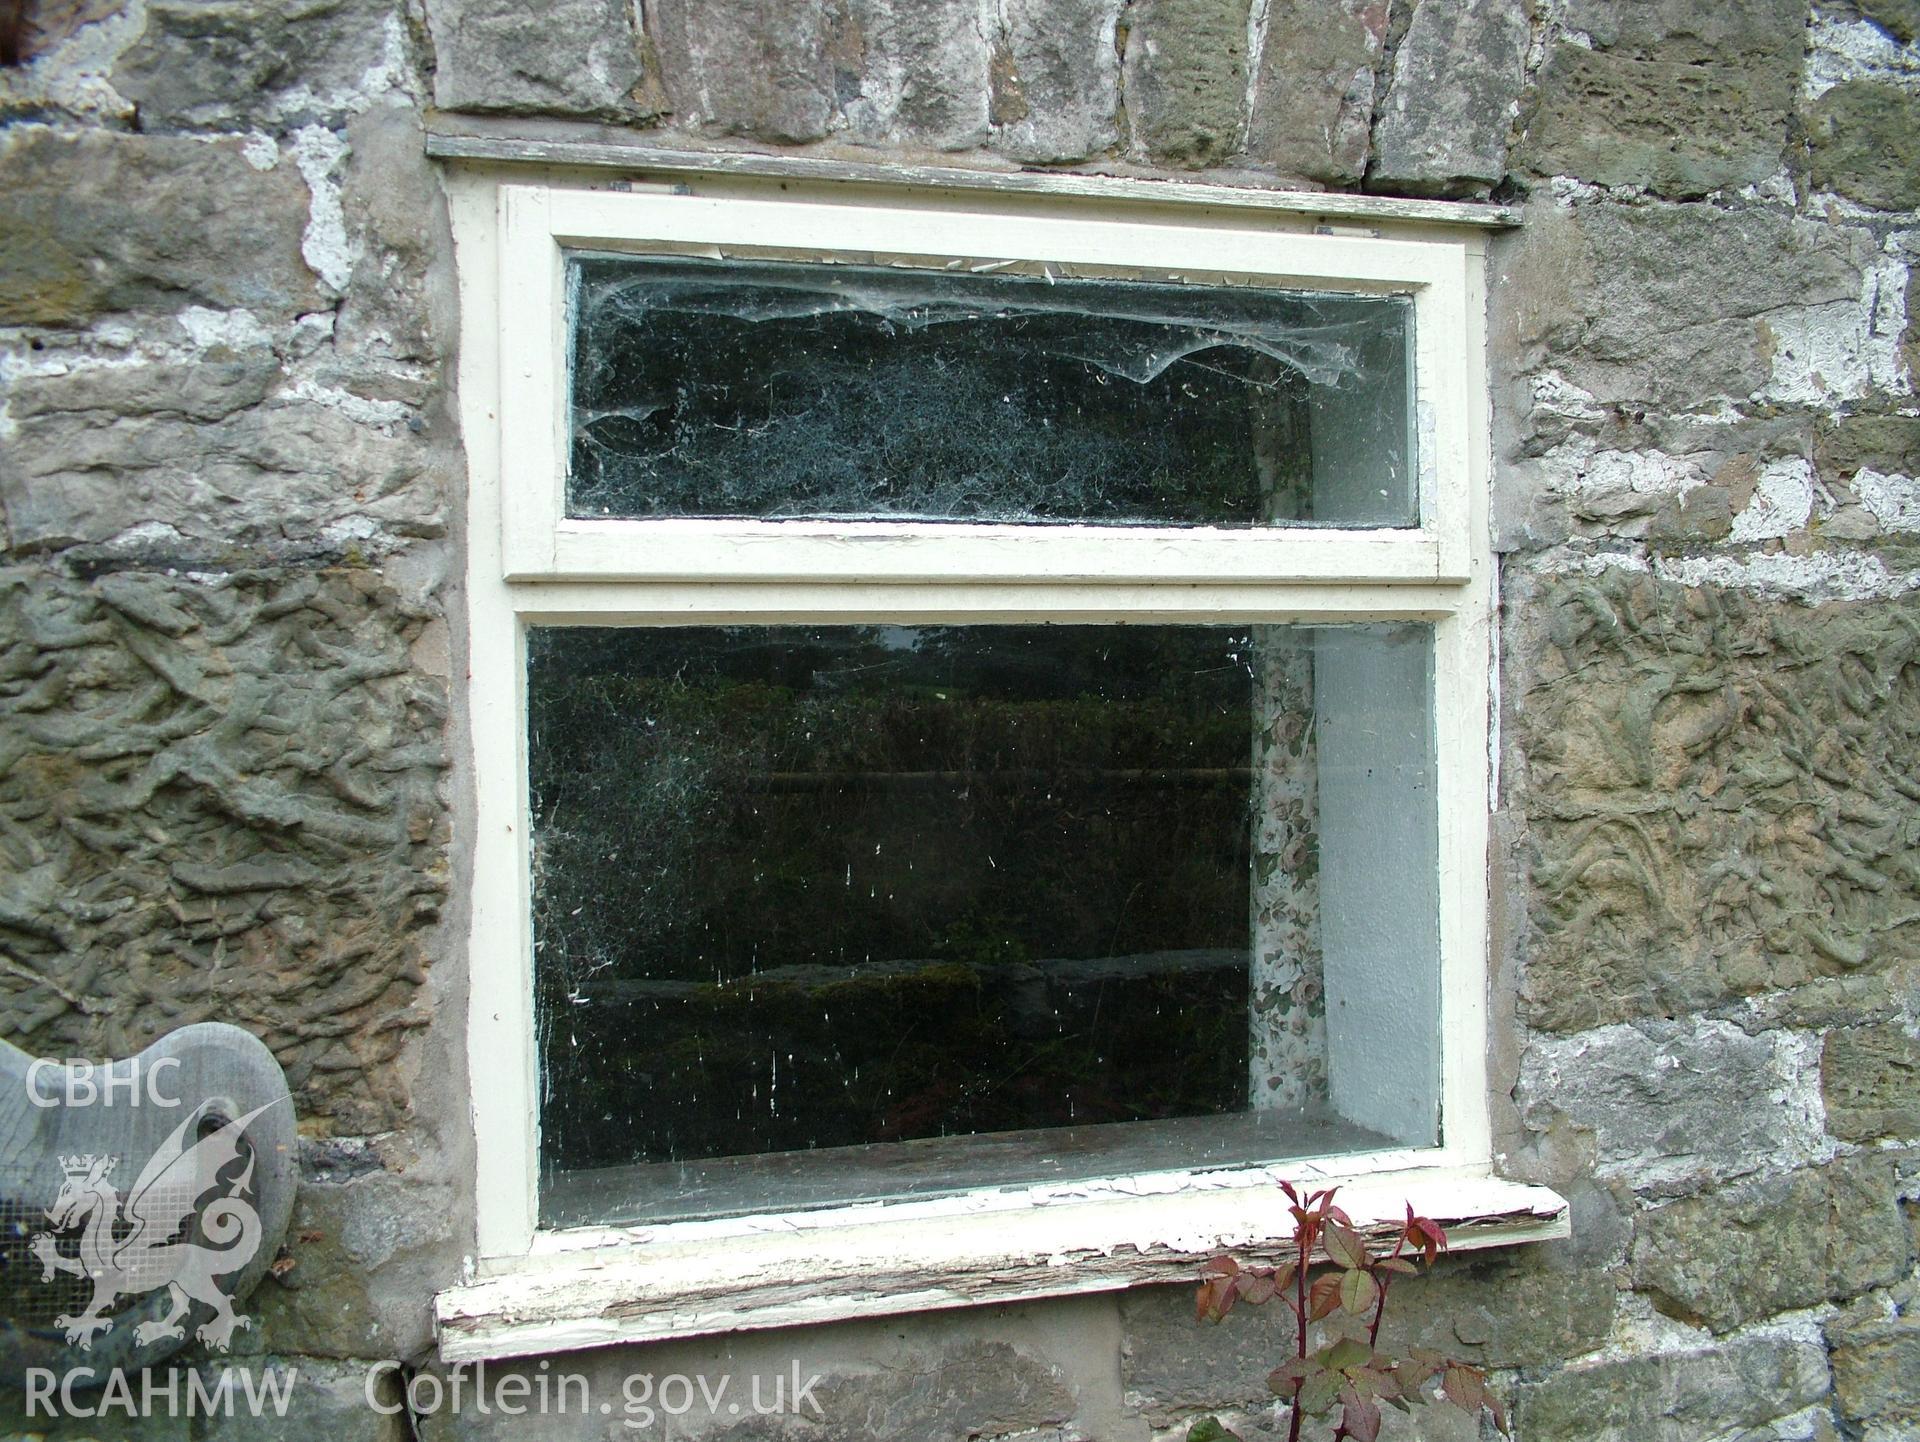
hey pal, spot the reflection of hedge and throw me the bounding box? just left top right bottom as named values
left=528, top=626, right=1257, bottom=1168
left=543, top=952, right=1250, bottom=1167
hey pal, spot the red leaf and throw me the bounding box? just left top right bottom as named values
left=1308, top=1272, right=1344, bottom=1320
left=1442, top=1365, right=1487, bottom=1414
left=1196, top=1276, right=1236, bottom=1322
left=1268, top=1357, right=1314, bottom=1391
left=1341, top=1395, right=1382, bottom=1442
left=1488, top=1393, right=1511, bottom=1434
left=1410, top=1216, right=1449, bottom=1264
left=1236, top=1272, right=1276, bottom=1305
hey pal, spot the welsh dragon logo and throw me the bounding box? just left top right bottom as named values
left=27, top=1100, right=277, bottom=1352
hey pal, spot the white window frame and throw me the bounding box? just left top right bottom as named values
left=439, top=168, right=1568, bottom=1362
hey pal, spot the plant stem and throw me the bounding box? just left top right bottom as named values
left=1288, top=1218, right=1309, bottom=1442
left=1366, top=1233, right=1405, bottom=1349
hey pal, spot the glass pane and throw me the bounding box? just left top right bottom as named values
left=529, top=623, right=1439, bottom=1226
left=567, top=256, right=1416, bottom=528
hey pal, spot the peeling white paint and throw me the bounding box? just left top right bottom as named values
left=271, top=9, right=412, bottom=124
left=435, top=1172, right=1567, bottom=1359
left=282, top=377, right=410, bottom=429
left=1730, top=457, right=1815, bottom=541
left=1734, top=169, right=1801, bottom=207
left=177, top=306, right=275, bottom=353
left=1768, top=1030, right=1830, bottom=1164
left=319, top=514, right=398, bottom=552
left=1656, top=549, right=1920, bottom=604
left=291, top=124, right=355, bottom=294
left=1520, top=1020, right=1833, bottom=1196
left=1538, top=437, right=1704, bottom=509
left=1804, top=14, right=1920, bottom=101
left=1764, top=250, right=1912, bottom=404
left=100, top=520, right=191, bottom=552
left=1537, top=548, right=1652, bottom=579
left=290, top=311, right=339, bottom=359
left=1531, top=369, right=1605, bottom=423
left=1538, top=544, right=1920, bottom=604
left=0, top=0, right=146, bottom=121
left=1589, top=446, right=1703, bottom=499
left=240, top=132, right=281, bottom=171
left=1851, top=468, right=1920, bottom=533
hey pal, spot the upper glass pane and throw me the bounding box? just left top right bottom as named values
left=566, top=256, right=1417, bottom=528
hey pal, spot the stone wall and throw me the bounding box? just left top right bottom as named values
left=2, top=0, right=1917, bottom=1439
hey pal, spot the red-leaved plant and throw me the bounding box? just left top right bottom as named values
left=1189, top=1182, right=1507, bottom=1442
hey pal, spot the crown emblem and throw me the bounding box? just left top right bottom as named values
left=58, top=1154, right=114, bottom=1179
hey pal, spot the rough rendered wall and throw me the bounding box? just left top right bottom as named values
left=1, top=1, right=1917, bottom=1439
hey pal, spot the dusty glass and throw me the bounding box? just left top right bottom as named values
left=529, top=623, right=1438, bottom=1225
left=567, top=256, right=1417, bottom=528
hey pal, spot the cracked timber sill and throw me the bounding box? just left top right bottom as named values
left=433, top=1168, right=1568, bottom=1361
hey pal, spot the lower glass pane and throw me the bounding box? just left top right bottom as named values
left=527, top=623, right=1438, bottom=1226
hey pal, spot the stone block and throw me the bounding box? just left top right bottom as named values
left=1511, top=567, right=1920, bottom=1032
left=1576, top=202, right=1868, bottom=410
left=1118, top=1252, right=1610, bottom=1425
left=1817, top=415, right=1920, bottom=483
left=1244, top=0, right=1385, bottom=185
left=1517, top=0, right=1803, bottom=195
left=1630, top=1157, right=1913, bottom=1332
left=256, top=1172, right=455, bottom=1360
left=649, top=0, right=837, bottom=142
left=1830, top=1314, right=1920, bottom=1424
left=1510, top=1333, right=1831, bottom=1442
left=1808, top=80, right=1920, bottom=212
left=1121, top=0, right=1251, bottom=168
left=1121, top=1281, right=1293, bottom=1424
left=0, top=128, right=323, bottom=327
left=1372, top=1250, right=1617, bottom=1368
left=1371, top=0, right=1530, bottom=192
left=1517, top=1021, right=1825, bottom=1194
left=4, top=354, right=444, bottom=550
left=1742, top=960, right=1920, bottom=1035
left=113, top=0, right=399, bottom=131
left=415, top=1337, right=1075, bottom=1439
left=426, top=0, right=650, bottom=119
left=1860, top=0, right=1920, bottom=41
left=1824, top=1025, right=1920, bottom=1143
left=335, top=104, right=456, bottom=366
left=0, top=565, right=447, bottom=1135
left=989, top=0, right=1123, bottom=163
left=807, top=1340, right=1074, bottom=1439
left=839, top=0, right=991, bottom=150
left=1646, top=486, right=1734, bottom=545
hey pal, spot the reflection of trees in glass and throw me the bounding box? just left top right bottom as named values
left=528, top=625, right=1259, bottom=1168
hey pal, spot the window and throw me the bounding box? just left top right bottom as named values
left=441, top=170, right=1565, bottom=1357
